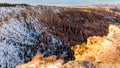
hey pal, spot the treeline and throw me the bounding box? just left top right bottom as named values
left=0, top=3, right=30, bottom=7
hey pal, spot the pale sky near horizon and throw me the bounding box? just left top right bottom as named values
left=0, top=0, right=120, bottom=5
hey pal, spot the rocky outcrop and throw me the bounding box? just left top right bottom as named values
left=16, top=54, right=64, bottom=68
left=71, top=24, right=120, bottom=68
left=107, top=24, right=120, bottom=42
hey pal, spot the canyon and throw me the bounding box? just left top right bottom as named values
left=0, top=4, right=119, bottom=68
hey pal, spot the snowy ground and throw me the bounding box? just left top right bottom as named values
left=0, top=7, right=40, bottom=68
left=0, top=7, right=48, bottom=68
left=0, top=6, right=71, bottom=68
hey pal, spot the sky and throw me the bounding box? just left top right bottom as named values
left=0, top=0, right=120, bottom=5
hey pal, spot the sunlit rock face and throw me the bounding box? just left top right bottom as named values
left=71, top=24, right=120, bottom=68
left=16, top=54, right=95, bottom=68
left=107, top=24, right=120, bottom=43
left=16, top=54, right=64, bottom=68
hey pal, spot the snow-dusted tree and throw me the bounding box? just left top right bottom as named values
left=26, top=6, right=32, bottom=10
left=9, top=12, right=14, bottom=18
left=1, top=18, right=4, bottom=25
left=17, top=14, right=21, bottom=22
left=5, top=16, right=10, bottom=24
left=22, top=11, right=29, bottom=22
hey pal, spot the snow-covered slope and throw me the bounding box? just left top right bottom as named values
left=0, top=6, right=63, bottom=68
left=0, top=7, right=38, bottom=68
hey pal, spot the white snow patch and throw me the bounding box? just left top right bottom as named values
left=47, top=62, right=61, bottom=68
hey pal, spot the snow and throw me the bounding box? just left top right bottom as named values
left=52, top=9, right=60, bottom=14
left=47, top=62, right=61, bottom=68
left=0, top=7, right=41, bottom=68
left=30, top=62, right=38, bottom=68
left=0, top=6, right=63, bottom=68
left=52, top=38, right=58, bottom=46
left=0, top=41, right=24, bottom=68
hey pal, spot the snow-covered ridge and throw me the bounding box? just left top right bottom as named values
left=0, top=7, right=40, bottom=68
left=0, top=6, right=61, bottom=68
left=0, top=7, right=41, bottom=45
left=0, top=5, right=73, bottom=68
